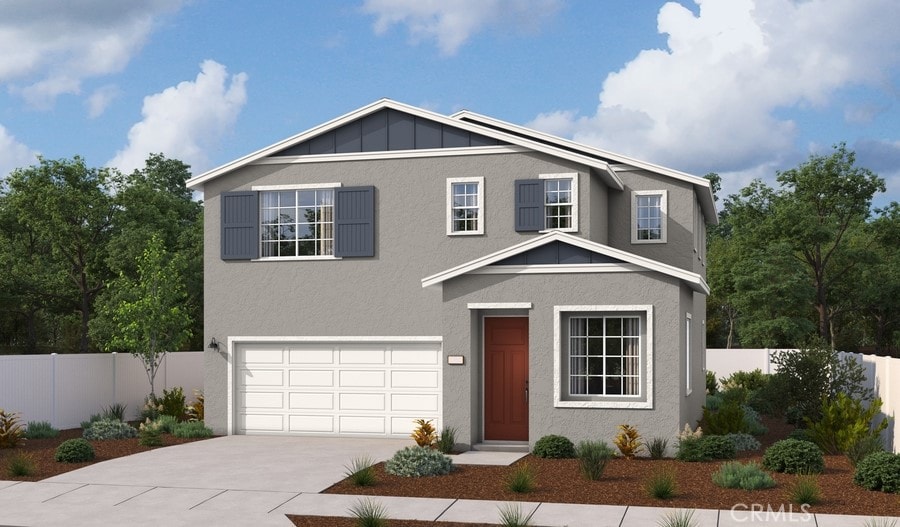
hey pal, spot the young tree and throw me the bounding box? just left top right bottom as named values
left=94, top=234, right=192, bottom=397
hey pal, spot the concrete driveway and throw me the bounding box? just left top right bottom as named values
left=0, top=435, right=409, bottom=526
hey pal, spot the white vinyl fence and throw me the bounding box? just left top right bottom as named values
left=707, top=348, right=898, bottom=453
left=0, top=352, right=203, bottom=429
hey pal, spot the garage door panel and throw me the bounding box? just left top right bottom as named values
left=289, top=348, right=334, bottom=364
left=340, top=370, right=385, bottom=387
left=290, top=370, right=334, bottom=387
left=340, top=393, right=385, bottom=411
left=290, top=415, right=334, bottom=433
left=241, top=369, right=284, bottom=386
left=237, top=341, right=441, bottom=437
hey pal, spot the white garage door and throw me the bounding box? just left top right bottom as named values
left=236, top=340, right=442, bottom=436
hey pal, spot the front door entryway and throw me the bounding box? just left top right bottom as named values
left=484, top=317, right=529, bottom=441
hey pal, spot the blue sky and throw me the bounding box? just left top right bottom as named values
left=1, top=0, right=899, bottom=207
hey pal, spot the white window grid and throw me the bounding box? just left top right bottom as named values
left=260, top=189, right=334, bottom=257
left=544, top=178, right=573, bottom=230
left=631, top=190, right=667, bottom=244
left=446, top=177, right=484, bottom=235
left=568, top=315, right=641, bottom=397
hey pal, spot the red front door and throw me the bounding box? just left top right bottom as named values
left=484, top=317, right=529, bottom=441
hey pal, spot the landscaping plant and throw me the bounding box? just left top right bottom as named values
left=845, top=435, right=884, bottom=467
left=657, top=509, right=697, bottom=527
left=159, top=386, right=188, bottom=421
left=139, top=395, right=164, bottom=422
left=804, top=392, right=888, bottom=454
left=138, top=421, right=163, bottom=447
left=853, top=451, right=900, bottom=493
left=644, top=468, right=677, bottom=499
left=344, top=456, right=377, bottom=487
left=172, top=421, right=213, bottom=438
left=712, top=461, right=775, bottom=490
left=576, top=440, right=615, bottom=480
left=532, top=434, right=576, bottom=459
left=25, top=421, right=59, bottom=440
left=705, top=370, right=718, bottom=395
left=614, top=424, right=643, bottom=458
left=724, top=433, right=761, bottom=452
left=506, top=462, right=536, bottom=493
left=0, top=409, right=25, bottom=448
left=186, top=389, right=205, bottom=422
left=704, top=394, right=723, bottom=411
left=102, top=403, right=127, bottom=422
left=787, top=474, right=822, bottom=505
left=647, top=437, right=668, bottom=459
left=677, top=435, right=735, bottom=462
left=6, top=452, right=36, bottom=477
left=347, top=498, right=387, bottom=527
left=411, top=418, right=437, bottom=447
left=762, top=439, right=824, bottom=474
left=384, top=445, right=453, bottom=477
left=154, top=414, right=178, bottom=434
left=720, top=369, right=769, bottom=392
left=701, top=401, right=749, bottom=435
left=862, top=519, right=898, bottom=527
left=81, top=413, right=103, bottom=430
left=55, top=438, right=95, bottom=463
left=83, top=419, right=138, bottom=440
left=435, top=426, right=457, bottom=454
left=741, top=405, right=768, bottom=436
left=498, top=502, right=535, bottom=527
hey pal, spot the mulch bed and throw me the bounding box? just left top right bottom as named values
left=0, top=426, right=211, bottom=482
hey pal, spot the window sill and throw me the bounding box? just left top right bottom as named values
left=539, top=227, right=577, bottom=234
left=554, top=399, right=652, bottom=409
left=631, top=238, right=667, bottom=245
left=447, top=231, right=485, bottom=236
left=252, top=256, right=342, bottom=262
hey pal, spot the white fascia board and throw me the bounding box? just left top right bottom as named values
left=421, top=231, right=709, bottom=294
left=251, top=145, right=526, bottom=165
left=188, top=98, right=624, bottom=191
left=453, top=110, right=717, bottom=223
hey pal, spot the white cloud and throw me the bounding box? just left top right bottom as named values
left=361, top=0, right=562, bottom=55
left=107, top=60, right=248, bottom=176
left=86, top=84, right=122, bottom=118
left=0, top=125, right=39, bottom=179
left=0, top=1, right=184, bottom=108
left=527, top=0, right=900, bottom=185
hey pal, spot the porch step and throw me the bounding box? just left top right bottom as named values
left=472, top=441, right=530, bottom=453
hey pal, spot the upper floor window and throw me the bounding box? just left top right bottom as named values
left=261, top=188, right=334, bottom=257
left=515, top=173, right=578, bottom=233
left=632, top=190, right=667, bottom=244
left=447, top=177, right=484, bottom=235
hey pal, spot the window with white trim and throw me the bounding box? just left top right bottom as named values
left=685, top=313, right=692, bottom=396
left=632, top=190, right=667, bottom=243
left=447, top=177, right=484, bottom=235
left=260, top=189, right=334, bottom=257
left=554, top=305, right=653, bottom=409
left=544, top=177, right=574, bottom=230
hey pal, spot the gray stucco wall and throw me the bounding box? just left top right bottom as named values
left=440, top=271, right=698, bottom=450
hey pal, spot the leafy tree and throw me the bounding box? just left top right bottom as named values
left=856, top=203, right=900, bottom=355
left=4, top=157, right=117, bottom=353
left=94, top=234, right=192, bottom=397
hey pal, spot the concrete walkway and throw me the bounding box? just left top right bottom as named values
left=0, top=436, right=896, bottom=526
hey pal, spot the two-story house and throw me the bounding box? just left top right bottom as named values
left=186, top=99, right=716, bottom=450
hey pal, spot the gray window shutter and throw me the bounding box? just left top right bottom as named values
left=334, top=186, right=375, bottom=257
left=221, top=191, right=259, bottom=260
left=515, top=179, right=543, bottom=232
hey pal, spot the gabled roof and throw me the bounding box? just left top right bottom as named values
left=421, top=231, right=710, bottom=294
left=186, top=98, right=623, bottom=190
left=451, top=110, right=718, bottom=224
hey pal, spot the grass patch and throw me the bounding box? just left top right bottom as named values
left=787, top=474, right=822, bottom=505
left=6, top=452, right=36, bottom=477
left=347, top=498, right=387, bottom=527
left=344, top=456, right=377, bottom=487
left=506, top=462, right=536, bottom=493
left=497, top=502, right=534, bottom=527
left=644, top=468, right=677, bottom=499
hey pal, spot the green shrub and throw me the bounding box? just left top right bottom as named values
left=25, top=421, right=59, bottom=440
left=80, top=413, right=102, bottom=430
left=788, top=428, right=813, bottom=442
left=788, top=475, right=822, bottom=505
left=385, top=445, right=453, bottom=477
left=506, top=462, right=535, bottom=493
left=647, top=437, right=668, bottom=459
left=804, top=393, right=888, bottom=455
left=762, top=439, right=824, bottom=474
left=6, top=452, right=36, bottom=477
left=720, top=386, right=749, bottom=406
left=138, top=421, right=163, bottom=447
left=83, top=419, right=138, bottom=440
left=102, top=403, right=127, bottom=422
left=720, top=369, right=769, bottom=392
left=853, top=451, right=900, bottom=493
left=676, top=437, right=706, bottom=462
left=344, top=456, right=377, bottom=487
left=701, top=401, right=749, bottom=435
left=172, top=421, right=213, bottom=438
left=704, top=394, right=723, bottom=412
left=435, top=426, right=457, bottom=454
left=846, top=435, right=884, bottom=468
left=706, top=370, right=718, bottom=395
left=644, top=468, right=677, bottom=499
left=712, top=461, right=775, bottom=490
left=159, top=386, right=187, bottom=421
left=700, top=435, right=736, bottom=460
left=139, top=396, right=162, bottom=422
left=154, top=414, right=178, bottom=434
left=0, top=409, right=25, bottom=448
left=576, top=440, right=615, bottom=480
left=55, top=438, right=95, bottom=463
left=724, top=433, right=761, bottom=452
left=348, top=498, right=387, bottom=527
left=741, top=405, right=768, bottom=436
left=498, top=502, right=535, bottom=527
left=746, top=373, right=791, bottom=417
left=532, top=434, right=576, bottom=459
